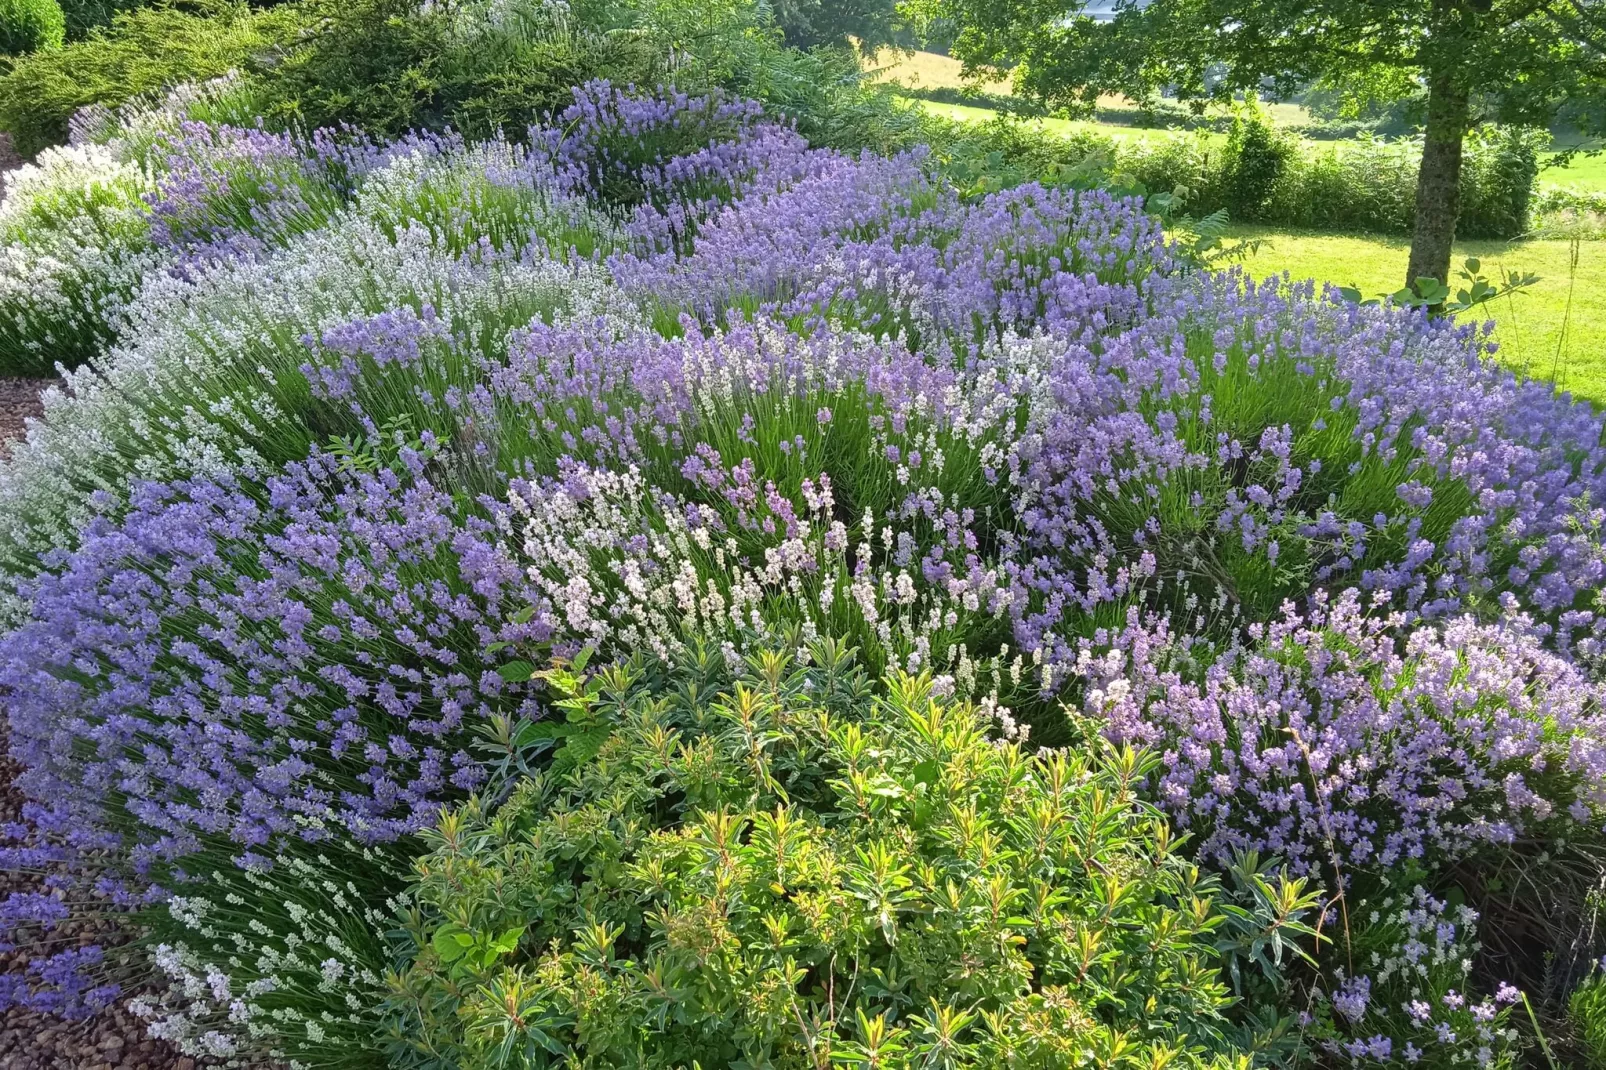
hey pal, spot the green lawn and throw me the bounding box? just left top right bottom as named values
left=916, top=99, right=1187, bottom=144
left=1543, top=149, right=1606, bottom=189
left=1228, top=226, right=1606, bottom=405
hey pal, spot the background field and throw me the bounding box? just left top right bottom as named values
left=1544, top=148, right=1606, bottom=188
left=873, top=49, right=1606, bottom=189
left=916, top=99, right=1174, bottom=142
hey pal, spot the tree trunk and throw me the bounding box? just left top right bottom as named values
left=1404, top=69, right=1471, bottom=302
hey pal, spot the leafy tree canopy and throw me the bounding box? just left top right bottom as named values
left=942, top=0, right=1605, bottom=133
left=771, top=0, right=905, bottom=50
left=932, top=0, right=1606, bottom=293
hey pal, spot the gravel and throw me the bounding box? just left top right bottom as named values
left=0, top=969, right=194, bottom=1070
left=0, top=377, right=203, bottom=1068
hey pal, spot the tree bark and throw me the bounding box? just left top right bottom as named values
left=1405, top=68, right=1471, bottom=301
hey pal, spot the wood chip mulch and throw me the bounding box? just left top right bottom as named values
left=0, top=375, right=201, bottom=1069
left=0, top=376, right=47, bottom=459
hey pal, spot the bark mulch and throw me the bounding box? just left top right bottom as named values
left=0, top=377, right=201, bottom=1069
left=0, top=132, right=20, bottom=194
left=0, top=376, right=47, bottom=459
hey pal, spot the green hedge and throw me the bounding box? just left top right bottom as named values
left=0, top=0, right=927, bottom=164
left=58, top=0, right=128, bottom=39
left=253, top=0, right=926, bottom=152
left=246, top=0, right=664, bottom=141
left=931, top=110, right=1543, bottom=240
left=0, top=0, right=304, bottom=156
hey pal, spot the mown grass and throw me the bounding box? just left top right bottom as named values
left=1543, top=149, right=1606, bottom=189
left=1227, top=225, right=1606, bottom=405
left=915, top=99, right=1186, bottom=143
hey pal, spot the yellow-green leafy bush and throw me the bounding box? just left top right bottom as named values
left=386, top=644, right=1303, bottom=1069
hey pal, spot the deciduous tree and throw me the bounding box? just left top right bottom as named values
left=935, top=0, right=1606, bottom=296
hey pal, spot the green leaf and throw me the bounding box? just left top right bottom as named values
left=571, top=643, right=594, bottom=672
left=536, top=668, right=581, bottom=695
left=432, top=926, right=469, bottom=963
left=1335, top=285, right=1363, bottom=304
left=866, top=775, right=905, bottom=799
left=553, top=726, right=611, bottom=772
left=492, top=926, right=526, bottom=953
left=497, top=660, right=536, bottom=683
left=511, top=605, right=537, bottom=625
left=1411, top=277, right=1449, bottom=303
left=1464, top=256, right=1480, bottom=274
left=513, top=720, right=569, bottom=748
left=557, top=694, right=594, bottom=719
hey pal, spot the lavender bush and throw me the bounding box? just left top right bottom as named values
left=1305, top=884, right=1524, bottom=1068
left=0, top=445, right=546, bottom=1061
left=0, top=219, right=633, bottom=616
left=0, top=82, right=1603, bottom=1066
left=1072, top=589, right=1606, bottom=874
left=0, top=90, right=389, bottom=376
left=0, top=142, right=159, bottom=375
left=142, top=121, right=384, bottom=271
left=2, top=450, right=545, bottom=866
left=540, top=81, right=779, bottom=210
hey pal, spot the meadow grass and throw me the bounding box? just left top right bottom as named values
left=1226, top=225, right=1606, bottom=405
left=871, top=48, right=1312, bottom=126
left=867, top=48, right=1014, bottom=95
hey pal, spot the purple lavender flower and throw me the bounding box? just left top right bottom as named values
left=145, top=122, right=396, bottom=271
left=1073, top=588, right=1606, bottom=873
left=0, top=947, right=118, bottom=1020
left=1, top=453, right=550, bottom=877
